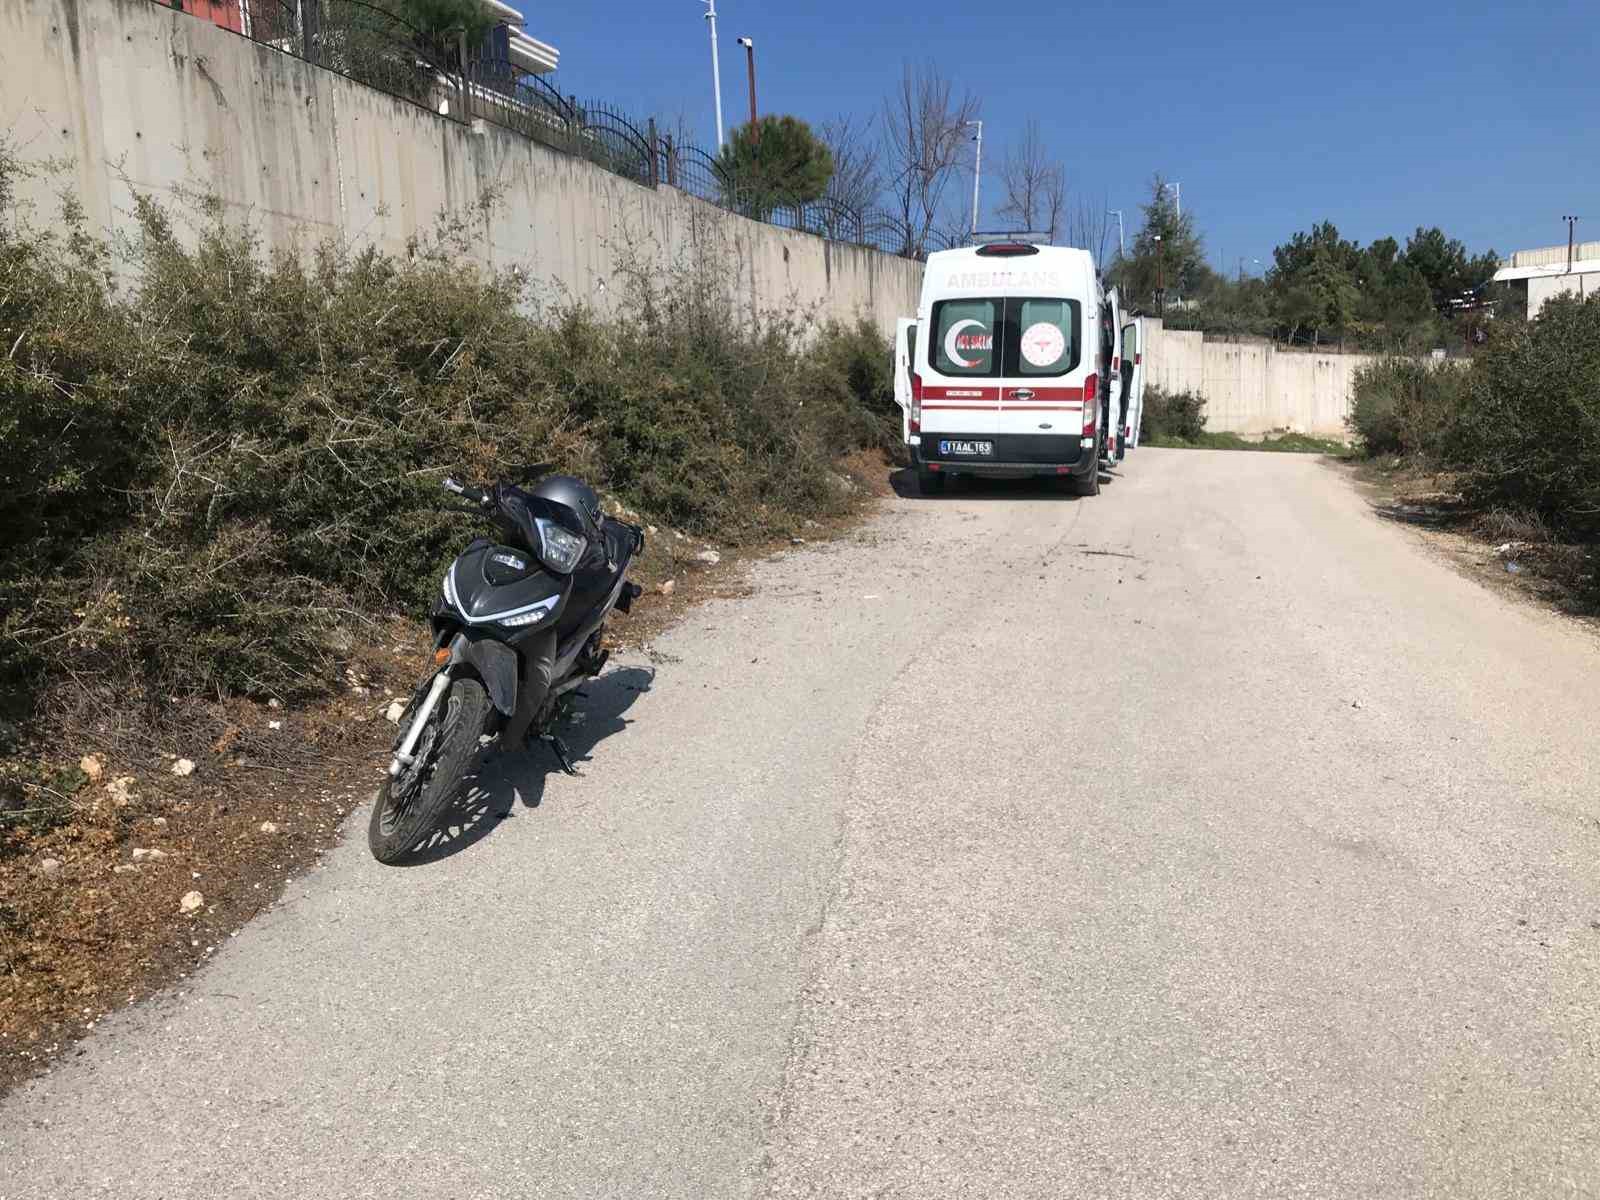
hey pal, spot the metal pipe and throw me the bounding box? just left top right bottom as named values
left=737, top=37, right=757, bottom=141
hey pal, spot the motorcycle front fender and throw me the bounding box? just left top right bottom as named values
left=452, top=633, right=519, bottom=717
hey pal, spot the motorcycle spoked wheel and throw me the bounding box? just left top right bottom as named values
left=368, top=678, right=493, bottom=863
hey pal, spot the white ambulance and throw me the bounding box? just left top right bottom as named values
left=897, top=241, right=1110, bottom=495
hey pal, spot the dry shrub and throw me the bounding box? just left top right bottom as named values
left=0, top=151, right=893, bottom=733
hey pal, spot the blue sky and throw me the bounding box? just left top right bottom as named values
left=535, top=1, right=1599, bottom=270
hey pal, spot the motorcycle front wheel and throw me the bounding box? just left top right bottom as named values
left=368, top=677, right=492, bottom=864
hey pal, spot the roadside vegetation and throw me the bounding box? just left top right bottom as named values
left=0, top=154, right=893, bottom=753
left=1138, top=386, right=1345, bottom=454
left=1346, top=294, right=1600, bottom=601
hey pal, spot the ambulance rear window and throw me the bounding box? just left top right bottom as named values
left=1012, top=299, right=1077, bottom=376
left=931, top=299, right=998, bottom=376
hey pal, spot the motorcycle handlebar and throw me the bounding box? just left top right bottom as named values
left=441, top=476, right=492, bottom=508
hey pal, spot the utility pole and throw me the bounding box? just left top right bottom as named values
left=1172, top=181, right=1181, bottom=217
left=1108, top=209, right=1124, bottom=257
left=736, top=37, right=757, bottom=142
left=966, top=120, right=983, bottom=235
left=1564, top=214, right=1580, bottom=273
left=703, top=0, right=725, bottom=150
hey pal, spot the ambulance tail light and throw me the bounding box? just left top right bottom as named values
left=910, top=373, right=923, bottom=433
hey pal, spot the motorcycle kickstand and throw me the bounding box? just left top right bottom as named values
left=541, top=733, right=580, bottom=777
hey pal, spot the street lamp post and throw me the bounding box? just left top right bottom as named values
left=1108, top=209, right=1125, bottom=257
left=1564, top=214, right=1580, bottom=273
left=966, top=119, right=983, bottom=235
left=736, top=36, right=757, bottom=142
left=703, top=0, right=725, bottom=151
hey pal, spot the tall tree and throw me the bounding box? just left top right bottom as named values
left=880, top=62, right=980, bottom=258
left=1403, top=226, right=1499, bottom=311
left=1122, top=175, right=1205, bottom=305
left=996, top=120, right=1066, bottom=241
left=717, top=115, right=835, bottom=219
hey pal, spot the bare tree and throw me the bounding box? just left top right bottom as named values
left=880, top=61, right=980, bottom=258
left=996, top=119, right=1066, bottom=241
left=1064, top=194, right=1113, bottom=265
left=819, top=114, right=882, bottom=216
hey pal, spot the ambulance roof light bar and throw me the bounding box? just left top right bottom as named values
left=967, top=229, right=1054, bottom=246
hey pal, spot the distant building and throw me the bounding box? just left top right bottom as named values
left=172, top=0, right=560, bottom=80
left=1493, top=241, right=1600, bottom=315
left=480, top=0, right=560, bottom=77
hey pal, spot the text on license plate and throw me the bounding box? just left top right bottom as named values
left=939, top=440, right=993, bottom=457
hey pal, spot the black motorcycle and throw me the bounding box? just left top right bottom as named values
left=369, top=470, right=644, bottom=863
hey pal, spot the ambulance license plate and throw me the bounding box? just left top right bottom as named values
left=939, top=440, right=993, bottom=457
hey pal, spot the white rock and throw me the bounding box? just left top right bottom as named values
left=151, top=816, right=167, bottom=827
left=385, top=702, right=405, bottom=724
left=657, top=579, right=676, bottom=597
left=267, top=720, right=282, bottom=731
left=113, top=864, right=139, bottom=875
left=170, top=758, right=196, bottom=777
left=106, top=776, right=137, bottom=805
left=695, top=549, right=721, bottom=566
left=39, top=858, right=62, bottom=878
left=79, top=754, right=104, bottom=782
left=259, top=821, right=279, bottom=835
left=131, top=848, right=168, bottom=862
left=179, top=890, right=205, bottom=914
left=267, top=698, right=282, bottom=709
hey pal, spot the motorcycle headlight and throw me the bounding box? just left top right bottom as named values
left=498, top=595, right=560, bottom=627
left=535, top=517, right=587, bottom=575
left=442, top=567, right=460, bottom=613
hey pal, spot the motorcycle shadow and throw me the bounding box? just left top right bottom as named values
left=396, top=664, right=656, bottom=866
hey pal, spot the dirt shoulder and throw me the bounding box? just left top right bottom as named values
left=0, top=452, right=896, bottom=1097
left=1339, top=455, right=1599, bottom=632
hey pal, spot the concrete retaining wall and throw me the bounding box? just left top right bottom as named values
left=1, top=0, right=922, bottom=335
left=1143, top=320, right=1375, bottom=438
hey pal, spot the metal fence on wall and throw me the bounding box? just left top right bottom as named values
left=155, top=0, right=917, bottom=258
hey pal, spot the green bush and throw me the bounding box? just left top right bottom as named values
left=1140, top=385, right=1207, bottom=442
left=1347, top=356, right=1465, bottom=457
left=1448, top=294, right=1600, bottom=545
left=0, top=168, right=892, bottom=725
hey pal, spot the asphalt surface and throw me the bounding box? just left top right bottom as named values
left=4, top=449, right=1599, bottom=1199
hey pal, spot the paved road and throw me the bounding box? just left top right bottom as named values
left=5, top=450, right=1599, bottom=1199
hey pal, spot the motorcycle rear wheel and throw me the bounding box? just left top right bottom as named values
left=368, top=678, right=492, bottom=863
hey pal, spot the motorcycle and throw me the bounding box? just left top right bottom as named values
left=368, top=469, right=644, bottom=863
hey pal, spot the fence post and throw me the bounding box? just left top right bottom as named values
left=647, top=118, right=659, bottom=188
left=300, top=0, right=320, bottom=64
